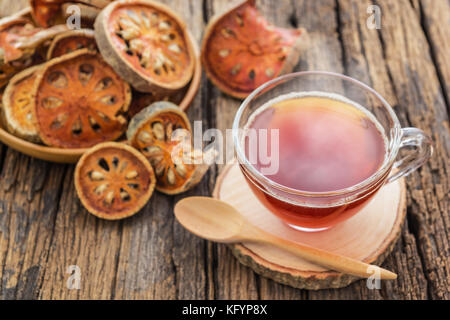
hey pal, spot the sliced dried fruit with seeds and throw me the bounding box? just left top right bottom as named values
left=0, top=8, right=38, bottom=64
left=74, top=142, right=156, bottom=220
left=127, top=101, right=211, bottom=195
left=0, top=8, right=63, bottom=88
left=47, top=29, right=97, bottom=59
left=0, top=11, right=67, bottom=65
left=32, top=49, right=131, bottom=148
left=94, top=0, right=195, bottom=93
left=201, top=0, right=306, bottom=99
left=1, top=65, right=42, bottom=143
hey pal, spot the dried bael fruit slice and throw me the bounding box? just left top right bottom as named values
left=201, top=0, right=305, bottom=99
left=47, top=29, right=97, bottom=59
left=2, top=65, right=41, bottom=143
left=95, top=0, right=195, bottom=93
left=0, top=8, right=39, bottom=88
left=75, top=142, right=156, bottom=220
left=127, top=101, right=209, bottom=195
left=0, top=8, right=36, bottom=62
left=1, top=23, right=68, bottom=62
left=33, top=49, right=131, bottom=148
left=0, top=9, right=67, bottom=88
left=0, top=9, right=67, bottom=62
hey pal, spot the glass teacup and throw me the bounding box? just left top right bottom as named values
left=233, top=71, right=433, bottom=232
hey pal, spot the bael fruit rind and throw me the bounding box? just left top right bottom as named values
left=32, top=49, right=131, bottom=148
left=126, top=100, right=191, bottom=141
left=127, top=101, right=211, bottom=195
left=0, top=6, right=68, bottom=62
left=201, top=0, right=306, bottom=99
left=0, top=8, right=39, bottom=88
left=0, top=7, right=68, bottom=87
left=1, top=65, right=42, bottom=143
left=94, top=0, right=195, bottom=94
left=74, top=141, right=156, bottom=220
left=47, top=28, right=97, bottom=59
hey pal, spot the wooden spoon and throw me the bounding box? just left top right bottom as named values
left=174, top=196, right=397, bottom=280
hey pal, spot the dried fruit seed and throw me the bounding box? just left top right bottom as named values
left=144, top=145, right=163, bottom=156
left=126, top=170, right=138, bottom=179
left=90, top=170, right=105, bottom=180
left=105, top=190, right=115, bottom=205
left=155, top=162, right=165, bottom=176
left=127, top=10, right=142, bottom=26
left=119, top=28, right=140, bottom=40
left=130, top=38, right=145, bottom=53
left=120, top=190, right=130, bottom=200
left=265, top=68, right=274, bottom=77
left=152, top=122, right=165, bottom=140
left=168, top=43, right=181, bottom=53
left=175, top=162, right=187, bottom=178
left=167, top=167, right=176, bottom=185
left=230, top=63, right=242, bottom=75
left=219, top=49, right=230, bottom=58
left=95, top=183, right=108, bottom=194
left=158, top=21, right=170, bottom=31
left=138, top=130, right=153, bottom=143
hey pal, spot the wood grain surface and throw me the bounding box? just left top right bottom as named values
left=0, top=0, right=448, bottom=300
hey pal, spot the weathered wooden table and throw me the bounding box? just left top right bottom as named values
left=0, top=0, right=448, bottom=300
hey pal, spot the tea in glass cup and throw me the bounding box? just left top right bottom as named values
left=233, top=72, right=432, bottom=231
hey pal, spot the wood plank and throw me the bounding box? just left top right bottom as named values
left=292, top=0, right=344, bottom=73
left=372, top=0, right=449, bottom=299
left=37, top=0, right=212, bottom=299
left=419, top=0, right=450, bottom=111
left=333, top=0, right=430, bottom=300
left=39, top=169, right=123, bottom=299
left=0, top=0, right=213, bottom=301
left=0, top=150, right=66, bottom=299
left=163, top=0, right=213, bottom=300
left=204, top=0, right=261, bottom=300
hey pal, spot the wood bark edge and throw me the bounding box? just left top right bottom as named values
left=213, top=164, right=407, bottom=290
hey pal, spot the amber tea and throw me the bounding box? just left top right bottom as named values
left=243, top=92, right=388, bottom=231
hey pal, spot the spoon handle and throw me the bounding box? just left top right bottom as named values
left=243, top=224, right=397, bottom=280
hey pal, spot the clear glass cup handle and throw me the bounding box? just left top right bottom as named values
left=387, top=127, right=433, bottom=183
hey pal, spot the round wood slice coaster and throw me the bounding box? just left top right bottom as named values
left=213, top=164, right=406, bottom=290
